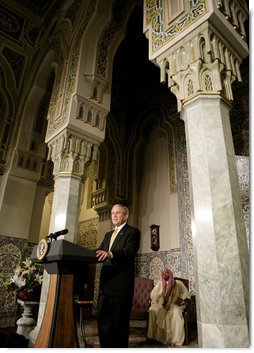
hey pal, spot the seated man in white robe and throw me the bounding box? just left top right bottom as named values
left=147, top=268, right=190, bottom=346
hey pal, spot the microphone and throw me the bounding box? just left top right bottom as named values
left=47, top=229, right=68, bottom=241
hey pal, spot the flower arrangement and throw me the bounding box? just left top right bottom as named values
left=5, top=257, right=44, bottom=295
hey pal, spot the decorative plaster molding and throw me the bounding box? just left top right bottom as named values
left=144, top=0, right=248, bottom=110
left=156, top=22, right=244, bottom=111
left=95, top=0, right=129, bottom=79
left=45, top=39, right=65, bottom=139
left=47, top=129, right=99, bottom=177
left=78, top=217, right=98, bottom=249
left=74, top=93, right=107, bottom=133
left=13, top=149, right=44, bottom=181
left=144, top=0, right=248, bottom=59
left=46, top=0, right=96, bottom=140
left=144, top=0, right=209, bottom=55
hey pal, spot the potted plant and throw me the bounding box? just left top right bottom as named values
left=4, top=257, right=44, bottom=301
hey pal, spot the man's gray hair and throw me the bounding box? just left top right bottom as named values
left=112, top=204, right=129, bottom=216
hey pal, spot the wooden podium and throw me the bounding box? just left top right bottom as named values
left=31, top=239, right=98, bottom=348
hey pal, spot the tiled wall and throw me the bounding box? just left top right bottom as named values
left=0, top=235, right=35, bottom=327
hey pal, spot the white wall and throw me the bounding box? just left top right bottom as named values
left=138, top=123, right=180, bottom=253
left=0, top=176, right=37, bottom=238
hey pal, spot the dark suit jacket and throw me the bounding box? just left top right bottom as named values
left=98, top=223, right=140, bottom=296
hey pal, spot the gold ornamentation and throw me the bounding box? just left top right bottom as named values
left=36, top=238, right=48, bottom=261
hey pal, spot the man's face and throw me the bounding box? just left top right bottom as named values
left=163, top=269, right=171, bottom=280
left=111, top=205, right=128, bottom=227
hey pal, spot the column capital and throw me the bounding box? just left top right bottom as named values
left=144, top=0, right=248, bottom=112
left=47, top=128, right=99, bottom=177
left=156, top=21, right=246, bottom=111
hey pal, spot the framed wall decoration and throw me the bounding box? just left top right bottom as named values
left=150, top=224, right=160, bottom=251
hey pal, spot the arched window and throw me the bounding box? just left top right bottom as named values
left=95, top=114, right=101, bottom=127
left=79, top=105, right=85, bottom=120
left=87, top=109, right=93, bottom=124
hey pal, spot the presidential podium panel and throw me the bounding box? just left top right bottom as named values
left=31, top=239, right=98, bottom=348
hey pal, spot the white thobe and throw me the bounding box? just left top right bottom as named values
left=147, top=280, right=191, bottom=346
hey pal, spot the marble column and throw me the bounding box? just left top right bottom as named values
left=181, top=94, right=249, bottom=347
left=49, top=173, right=83, bottom=243
left=29, top=130, right=99, bottom=346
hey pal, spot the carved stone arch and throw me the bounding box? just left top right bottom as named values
left=45, top=37, right=68, bottom=137
left=78, top=0, right=114, bottom=78
left=129, top=102, right=178, bottom=196
left=87, top=107, right=94, bottom=124
left=210, top=32, right=218, bottom=61
left=78, top=103, right=86, bottom=120
left=94, top=110, right=123, bottom=208
left=0, top=54, right=19, bottom=97
left=22, top=51, right=55, bottom=139
left=199, top=35, right=207, bottom=62
left=14, top=51, right=57, bottom=191
left=95, top=1, right=140, bottom=81
left=76, top=1, right=142, bottom=105
left=160, top=58, right=169, bottom=83
left=219, top=42, right=227, bottom=66
left=0, top=66, right=16, bottom=175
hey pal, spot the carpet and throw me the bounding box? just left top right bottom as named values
left=82, top=318, right=198, bottom=348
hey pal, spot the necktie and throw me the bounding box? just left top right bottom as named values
left=109, top=228, right=118, bottom=250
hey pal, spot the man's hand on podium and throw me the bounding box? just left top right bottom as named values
left=96, top=249, right=113, bottom=261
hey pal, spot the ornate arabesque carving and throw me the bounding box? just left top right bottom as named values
left=144, top=0, right=247, bottom=56
left=96, top=0, right=129, bottom=79
left=46, top=0, right=96, bottom=139
left=157, top=23, right=244, bottom=111
left=0, top=83, right=15, bottom=176
left=45, top=39, right=65, bottom=139
left=78, top=217, right=98, bottom=249
left=144, top=0, right=208, bottom=54
left=144, top=0, right=248, bottom=111
left=47, top=130, right=99, bottom=176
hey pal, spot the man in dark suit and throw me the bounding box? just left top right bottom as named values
left=96, top=204, right=140, bottom=348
